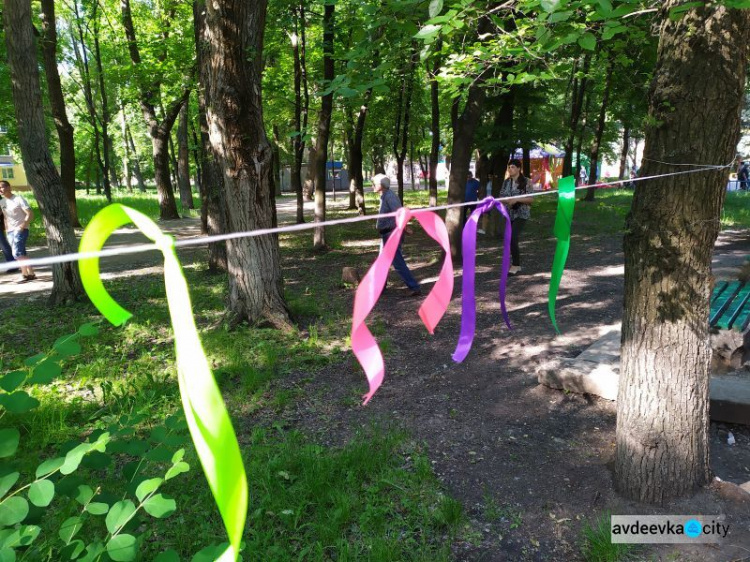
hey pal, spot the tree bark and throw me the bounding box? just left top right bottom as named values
left=615, top=2, right=750, bottom=504
left=121, top=0, right=188, bottom=220
left=120, top=106, right=132, bottom=192
left=429, top=54, right=440, bottom=207
left=194, top=0, right=227, bottom=271
left=313, top=2, right=334, bottom=251
left=126, top=124, right=146, bottom=192
left=291, top=4, right=309, bottom=224
left=92, top=8, right=114, bottom=202
left=585, top=54, right=614, bottom=202
left=349, top=92, right=371, bottom=215
left=177, top=104, right=194, bottom=209
left=619, top=126, right=630, bottom=180
left=39, top=0, right=79, bottom=227
left=204, top=0, right=289, bottom=327
left=563, top=53, right=591, bottom=177
left=4, top=0, right=83, bottom=304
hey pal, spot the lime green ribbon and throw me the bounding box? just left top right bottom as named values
left=79, top=205, right=247, bottom=561
left=548, top=176, right=576, bottom=334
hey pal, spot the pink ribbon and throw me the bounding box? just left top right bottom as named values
left=351, top=207, right=454, bottom=404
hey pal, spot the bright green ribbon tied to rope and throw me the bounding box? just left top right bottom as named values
left=548, top=176, right=576, bottom=334
left=79, top=204, right=247, bottom=561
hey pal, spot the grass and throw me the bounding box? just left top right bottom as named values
left=580, top=513, right=636, bottom=562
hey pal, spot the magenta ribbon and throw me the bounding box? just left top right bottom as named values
left=352, top=207, right=454, bottom=404
left=453, top=197, right=512, bottom=363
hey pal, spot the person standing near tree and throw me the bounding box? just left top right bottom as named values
left=0, top=181, right=35, bottom=283
left=373, top=173, right=422, bottom=296
left=0, top=212, right=18, bottom=273
left=499, top=160, right=534, bottom=275
left=463, top=170, right=480, bottom=225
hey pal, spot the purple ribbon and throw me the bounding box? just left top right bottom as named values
left=453, top=197, right=513, bottom=363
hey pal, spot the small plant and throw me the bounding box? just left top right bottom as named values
left=580, top=512, right=635, bottom=562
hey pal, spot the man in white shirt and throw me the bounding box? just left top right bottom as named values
left=0, top=181, right=35, bottom=283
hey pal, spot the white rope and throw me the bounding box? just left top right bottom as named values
left=0, top=163, right=734, bottom=272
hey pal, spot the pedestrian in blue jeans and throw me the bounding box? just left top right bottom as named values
left=0, top=213, right=18, bottom=272
left=372, top=173, right=421, bottom=296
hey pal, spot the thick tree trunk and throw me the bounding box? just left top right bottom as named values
left=39, top=0, right=79, bottom=227
left=615, top=2, right=750, bottom=504
left=177, top=104, right=194, bottom=209
left=152, top=133, right=180, bottom=219
left=350, top=92, right=371, bottom=215
left=619, top=126, right=630, bottom=180
left=4, top=0, right=83, bottom=304
left=194, top=0, right=227, bottom=271
left=585, top=55, right=614, bottom=202
left=313, top=3, right=334, bottom=251
left=204, top=0, right=290, bottom=327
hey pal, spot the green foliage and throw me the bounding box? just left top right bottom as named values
left=580, top=512, right=635, bottom=562
left=0, top=325, right=193, bottom=561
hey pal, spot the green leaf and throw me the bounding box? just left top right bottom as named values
left=0, top=372, right=26, bottom=393
left=154, top=550, right=180, bottom=562
left=60, top=540, right=85, bottom=560
left=78, top=323, right=99, bottom=336
left=60, top=443, right=90, bottom=475
left=58, top=516, right=83, bottom=544
left=548, top=10, right=572, bottom=23
left=165, top=461, right=190, bottom=480
left=428, top=0, right=443, bottom=18
left=81, top=451, right=111, bottom=469
left=0, top=548, right=14, bottom=562
left=85, top=502, right=110, bottom=515
left=0, top=497, right=28, bottom=526
left=75, top=485, right=94, bottom=505
left=29, top=360, right=62, bottom=385
left=0, top=391, right=40, bottom=414
left=171, top=449, right=185, bottom=464
left=27, top=480, right=54, bottom=507
left=0, top=473, right=19, bottom=499
left=190, top=544, right=227, bottom=562
left=540, top=0, right=563, bottom=12
left=17, top=525, right=40, bottom=546
left=78, top=541, right=105, bottom=562
left=106, top=500, right=136, bottom=534
left=35, top=457, right=64, bottom=478
left=578, top=32, right=597, bottom=51
left=0, top=429, right=20, bottom=458
left=415, top=24, right=441, bottom=39
left=23, top=353, right=45, bottom=367
left=107, top=535, right=138, bottom=562
left=135, top=478, right=162, bottom=502
left=597, top=0, right=613, bottom=13
left=142, top=494, right=176, bottom=518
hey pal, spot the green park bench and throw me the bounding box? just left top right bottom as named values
left=710, top=280, right=750, bottom=331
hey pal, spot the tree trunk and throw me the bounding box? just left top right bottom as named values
left=429, top=55, right=440, bottom=207
left=615, top=2, right=750, bottom=504
left=619, top=126, right=630, bottom=180
left=350, top=91, right=371, bottom=215
left=4, top=0, right=83, bottom=304
left=522, top=146, right=531, bottom=180
left=194, top=0, right=227, bottom=271
left=126, top=124, right=146, bottom=192
left=190, top=115, right=203, bottom=196
left=585, top=55, right=614, bottom=202
left=39, top=0, right=79, bottom=227
left=120, top=106, right=132, bottom=192
left=291, top=5, right=308, bottom=224
left=121, top=0, right=186, bottom=220
left=313, top=2, right=334, bottom=251
left=204, top=0, right=290, bottom=327
left=271, top=124, right=281, bottom=197
left=563, top=53, right=591, bottom=177
left=486, top=89, right=514, bottom=237
left=93, top=10, right=113, bottom=202
left=177, top=104, right=194, bottom=209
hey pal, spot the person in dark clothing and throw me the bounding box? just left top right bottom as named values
left=463, top=171, right=480, bottom=225
left=499, top=159, right=534, bottom=275
left=739, top=160, right=749, bottom=191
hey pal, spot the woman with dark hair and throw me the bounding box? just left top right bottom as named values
left=499, top=159, right=534, bottom=275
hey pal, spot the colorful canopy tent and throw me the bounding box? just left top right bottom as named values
left=511, top=143, right=565, bottom=190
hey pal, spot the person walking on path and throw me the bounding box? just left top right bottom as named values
left=463, top=171, right=480, bottom=225
left=0, top=181, right=35, bottom=283
left=373, top=173, right=422, bottom=296
left=0, top=213, right=19, bottom=273
left=499, top=159, right=534, bottom=275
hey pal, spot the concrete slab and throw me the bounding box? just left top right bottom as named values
left=537, top=328, right=750, bottom=425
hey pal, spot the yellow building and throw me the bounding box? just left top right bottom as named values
left=0, top=146, right=30, bottom=191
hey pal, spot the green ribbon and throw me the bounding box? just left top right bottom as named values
left=79, top=205, right=247, bottom=561
left=548, top=176, right=576, bottom=334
